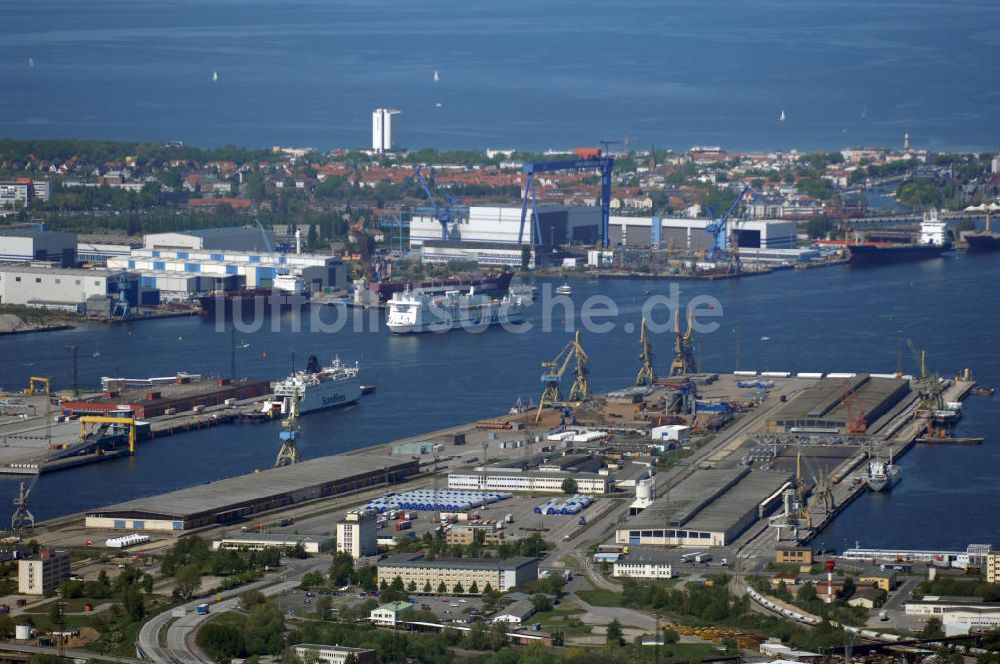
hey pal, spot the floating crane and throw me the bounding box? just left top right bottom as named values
left=275, top=388, right=301, bottom=467
left=518, top=152, right=615, bottom=247
left=411, top=165, right=467, bottom=241
left=704, top=182, right=751, bottom=267
left=536, top=331, right=590, bottom=421
left=635, top=319, right=656, bottom=386
left=669, top=308, right=696, bottom=376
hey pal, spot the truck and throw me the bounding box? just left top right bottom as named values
left=680, top=551, right=703, bottom=563
left=694, top=553, right=713, bottom=564
left=196, top=603, right=210, bottom=616
left=505, top=514, right=514, bottom=524
left=395, top=521, right=412, bottom=531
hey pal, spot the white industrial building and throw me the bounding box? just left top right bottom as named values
left=212, top=533, right=330, bottom=554
left=0, top=264, right=138, bottom=313
left=411, top=205, right=602, bottom=248
left=109, top=247, right=345, bottom=292
left=613, top=553, right=675, bottom=580
left=144, top=227, right=277, bottom=253
left=0, top=181, right=34, bottom=208
left=607, top=215, right=797, bottom=250
left=372, top=108, right=400, bottom=152
left=0, top=226, right=77, bottom=266
left=336, top=510, right=378, bottom=559
left=448, top=468, right=611, bottom=494
left=905, top=597, right=1000, bottom=636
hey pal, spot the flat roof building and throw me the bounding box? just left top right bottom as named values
left=292, top=644, right=375, bottom=664
left=448, top=468, right=611, bottom=494
left=767, top=375, right=910, bottom=435
left=85, top=455, right=418, bottom=531
left=377, top=553, right=538, bottom=593
left=144, top=227, right=276, bottom=252
left=0, top=226, right=77, bottom=266
left=18, top=548, right=70, bottom=595
left=337, top=510, right=378, bottom=559
left=212, top=534, right=331, bottom=554
left=0, top=264, right=138, bottom=313
left=615, top=468, right=791, bottom=547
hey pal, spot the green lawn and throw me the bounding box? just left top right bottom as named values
left=576, top=588, right=623, bottom=607
left=531, top=600, right=591, bottom=637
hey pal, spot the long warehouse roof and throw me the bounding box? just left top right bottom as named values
left=88, top=454, right=410, bottom=520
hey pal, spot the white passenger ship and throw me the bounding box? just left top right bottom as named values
left=386, top=288, right=525, bottom=334
left=263, top=355, right=362, bottom=415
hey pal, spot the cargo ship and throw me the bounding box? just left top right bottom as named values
left=866, top=453, right=901, bottom=492
left=847, top=210, right=952, bottom=264
left=261, top=354, right=361, bottom=415
left=198, top=275, right=310, bottom=319
left=965, top=233, right=1000, bottom=252
left=386, top=287, right=525, bottom=334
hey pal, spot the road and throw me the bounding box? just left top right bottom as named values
left=137, top=557, right=327, bottom=663
left=0, top=641, right=145, bottom=663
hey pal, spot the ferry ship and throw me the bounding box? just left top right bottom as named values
left=866, top=453, right=901, bottom=492
left=263, top=355, right=361, bottom=415
left=386, top=288, right=525, bottom=334
left=848, top=210, right=952, bottom=264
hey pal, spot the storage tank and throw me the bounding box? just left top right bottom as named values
left=15, top=625, right=31, bottom=640
left=636, top=478, right=654, bottom=502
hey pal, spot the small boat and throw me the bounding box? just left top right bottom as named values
left=779, top=109, right=786, bottom=122
left=212, top=71, right=219, bottom=82
left=238, top=343, right=250, bottom=349
left=760, top=336, right=770, bottom=342
left=433, top=70, right=440, bottom=83
left=27, top=58, right=34, bottom=68
left=361, top=384, right=376, bottom=395
left=435, top=102, right=443, bottom=108
left=92, top=351, right=101, bottom=358
left=555, top=282, right=573, bottom=296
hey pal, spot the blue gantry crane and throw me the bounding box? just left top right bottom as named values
left=518, top=154, right=615, bottom=247
left=704, top=182, right=751, bottom=262
left=411, top=165, right=467, bottom=241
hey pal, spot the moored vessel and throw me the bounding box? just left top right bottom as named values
left=386, top=287, right=525, bottom=334
left=262, top=354, right=361, bottom=415
left=848, top=210, right=952, bottom=265
left=866, top=452, right=901, bottom=492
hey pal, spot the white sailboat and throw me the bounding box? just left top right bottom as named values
left=27, top=58, right=34, bottom=68
left=212, top=71, right=219, bottom=82
left=433, top=70, right=440, bottom=83
left=779, top=109, right=786, bottom=122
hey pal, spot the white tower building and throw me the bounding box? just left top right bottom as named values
left=372, top=108, right=401, bottom=152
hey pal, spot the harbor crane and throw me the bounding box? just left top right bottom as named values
left=669, top=308, right=697, bottom=376
left=24, top=377, right=50, bottom=395
left=635, top=319, right=656, bottom=386
left=905, top=338, right=943, bottom=416
left=111, top=270, right=131, bottom=319
left=11, top=477, right=37, bottom=533
left=704, top=182, right=751, bottom=266
left=536, top=331, right=591, bottom=421
left=411, top=165, right=468, bottom=241
left=518, top=153, right=615, bottom=247
left=275, top=388, right=301, bottom=467
left=840, top=379, right=868, bottom=436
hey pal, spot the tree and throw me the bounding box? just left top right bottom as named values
left=121, top=584, right=146, bottom=621
left=300, top=571, right=324, bottom=589
left=315, top=595, right=332, bottom=621
left=244, top=602, right=285, bottom=655
left=240, top=589, right=267, bottom=609
left=797, top=581, right=818, bottom=603
left=173, top=563, right=201, bottom=600
left=437, top=581, right=447, bottom=594
left=466, top=620, right=489, bottom=650
left=531, top=593, right=552, bottom=612
left=561, top=478, right=578, bottom=494
left=922, top=617, right=946, bottom=639
left=453, top=581, right=465, bottom=594
left=407, top=580, right=417, bottom=593
left=606, top=618, right=623, bottom=646
left=423, top=581, right=432, bottom=594
left=196, top=622, right=245, bottom=660
left=468, top=581, right=479, bottom=595
left=308, top=223, right=318, bottom=248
